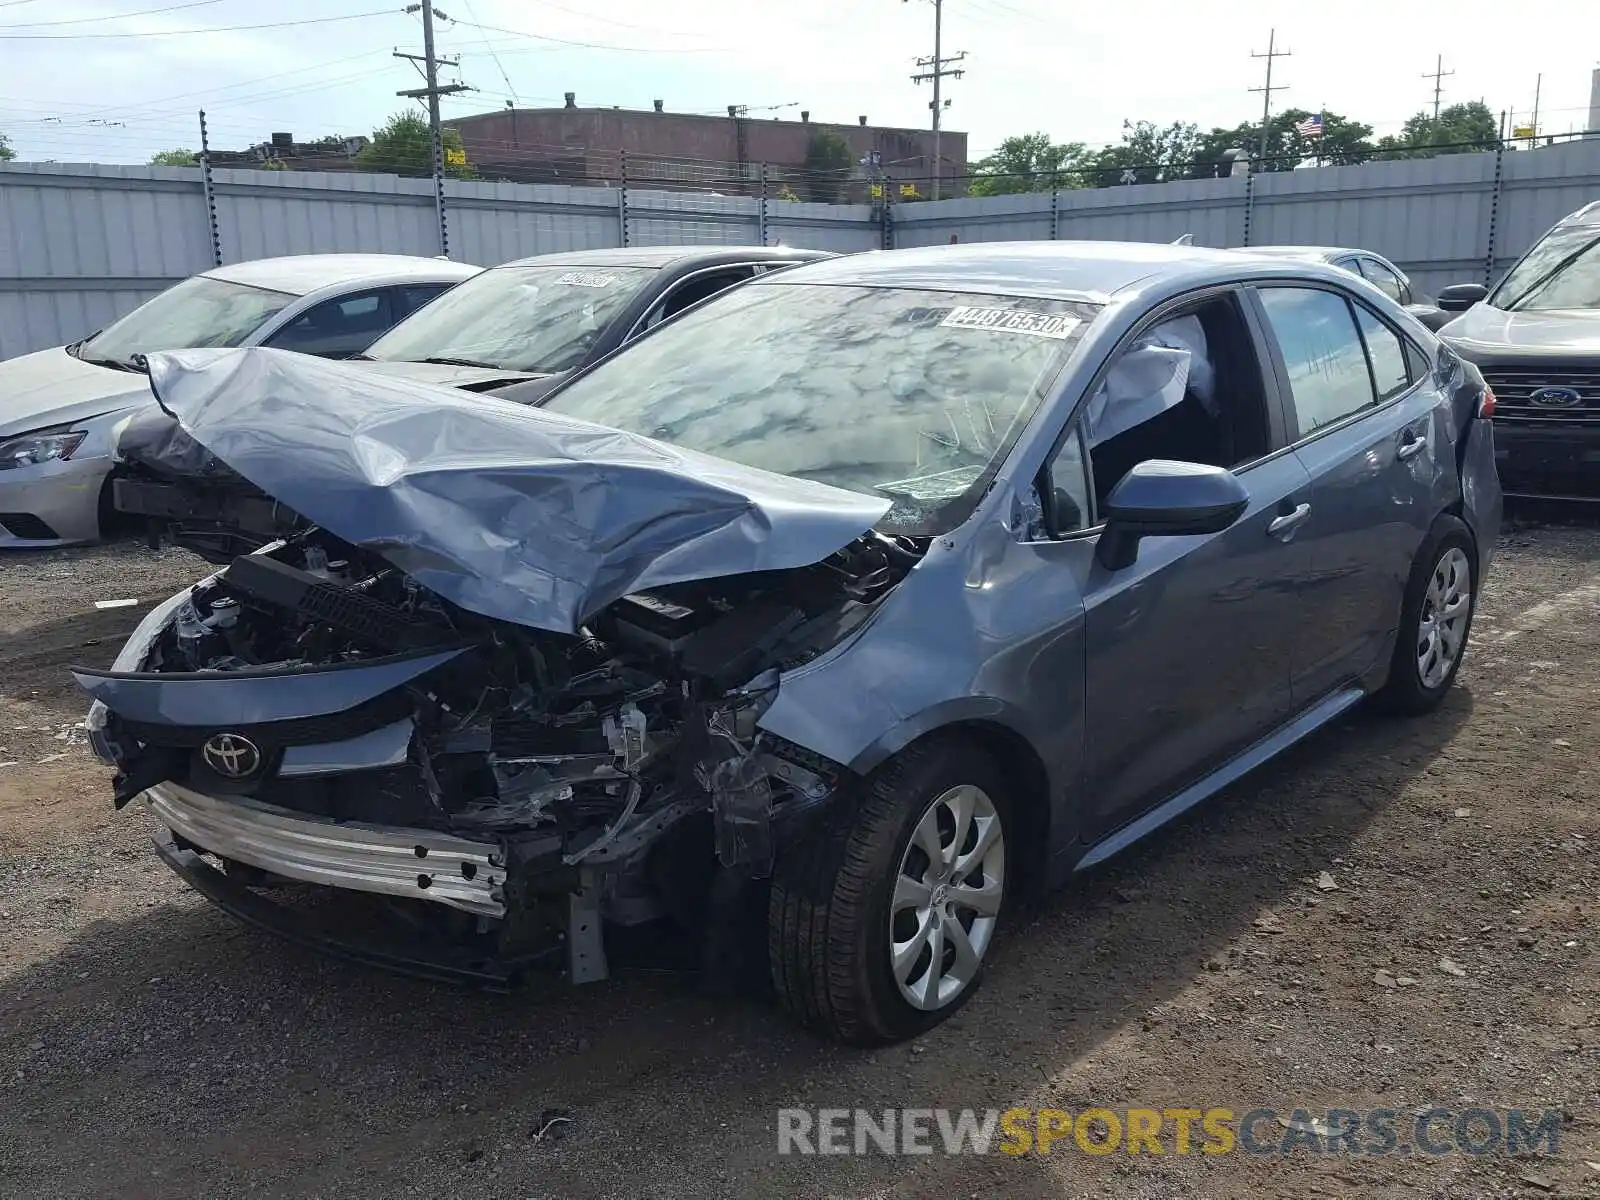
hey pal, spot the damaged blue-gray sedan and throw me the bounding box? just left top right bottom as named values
left=77, top=242, right=1502, bottom=1044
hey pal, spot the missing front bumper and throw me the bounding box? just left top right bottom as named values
left=147, top=782, right=506, bottom=918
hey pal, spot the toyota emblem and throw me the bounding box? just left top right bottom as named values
left=202, top=732, right=263, bottom=779
left=1528, top=386, right=1583, bottom=408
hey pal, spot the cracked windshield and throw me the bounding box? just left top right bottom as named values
left=539, top=282, right=1099, bottom=532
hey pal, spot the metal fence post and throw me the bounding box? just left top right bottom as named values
left=758, top=163, right=769, bottom=246
left=1050, top=186, right=1060, bottom=240
left=618, top=150, right=629, bottom=247
left=197, top=109, right=223, bottom=266
left=881, top=177, right=895, bottom=250
left=1241, top=169, right=1255, bottom=247
left=1483, top=143, right=1505, bottom=286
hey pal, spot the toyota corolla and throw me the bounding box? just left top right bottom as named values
left=77, top=242, right=1501, bottom=1043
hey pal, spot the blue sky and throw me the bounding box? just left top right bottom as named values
left=1, top=0, right=1595, bottom=166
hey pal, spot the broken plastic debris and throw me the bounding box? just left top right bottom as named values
left=1453, top=807, right=1473, bottom=818
left=93, top=598, right=140, bottom=610
left=1437, top=957, right=1467, bottom=977
left=529, top=1107, right=574, bottom=1143
left=1315, top=871, right=1339, bottom=892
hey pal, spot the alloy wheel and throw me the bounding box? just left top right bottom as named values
left=1417, top=545, right=1472, bottom=689
left=889, top=783, right=1005, bottom=1011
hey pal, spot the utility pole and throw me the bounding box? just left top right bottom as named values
left=1248, top=28, right=1291, bottom=168
left=1423, top=54, right=1454, bottom=121
left=397, top=0, right=469, bottom=256
left=907, top=0, right=965, bottom=201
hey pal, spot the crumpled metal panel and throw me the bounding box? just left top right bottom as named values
left=142, top=348, right=891, bottom=634
left=73, top=647, right=468, bottom=726
left=147, top=782, right=504, bottom=917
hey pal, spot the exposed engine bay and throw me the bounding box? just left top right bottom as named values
left=84, top=526, right=922, bottom=983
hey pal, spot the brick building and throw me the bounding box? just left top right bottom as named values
left=447, top=96, right=967, bottom=199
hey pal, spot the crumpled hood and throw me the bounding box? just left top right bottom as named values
left=144, top=347, right=891, bottom=634
left=1441, top=304, right=1600, bottom=358
left=355, top=359, right=549, bottom=392
left=0, top=347, right=152, bottom=438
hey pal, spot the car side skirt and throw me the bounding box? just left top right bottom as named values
left=1072, top=684, right=1367, bottom=872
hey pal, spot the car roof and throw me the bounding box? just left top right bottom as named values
left=496, top=245, right=833, bottom=270
left=1235, top=245, right=1352, bottom=261
left=203, top=253, right=479, bottom=296
left=1554, top=200, right=1600, bottom=229
left=759, top=240, right=1281, bottom=300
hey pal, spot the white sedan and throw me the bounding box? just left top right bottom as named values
left=0, top=253, right=479, bottom=547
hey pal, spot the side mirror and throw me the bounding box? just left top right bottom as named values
left=1436, top=283, right=1488, bottom=312
left=1096, top=460, right=1250, bottom=571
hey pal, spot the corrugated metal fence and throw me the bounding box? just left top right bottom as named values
left=0, top=165, right=880, bottom=359
left=894, top=139, right=1600, bottom=296
left=2, top=139, right=1597, bottom=360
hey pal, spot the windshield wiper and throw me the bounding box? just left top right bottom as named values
left=77, top=352, right=147, bottom=373
left=417, top=355, right=505, bottom=370
left=1502, top=231, right=1600, bottom=311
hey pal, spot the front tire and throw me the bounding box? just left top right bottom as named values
left=768, top=738, right=1010, bottom=1044
left=1373, top=516, right=1477, bottom=715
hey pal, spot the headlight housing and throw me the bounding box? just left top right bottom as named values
left=0, top=427, right=87, bottom=470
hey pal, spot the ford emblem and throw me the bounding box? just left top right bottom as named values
left=1528, top=386, right=1583, bottom=408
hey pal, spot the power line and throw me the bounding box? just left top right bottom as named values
left=0, top=9, right=400, bottom=39
left=517, top=0, right=710, bottom=38
left=453, top=0, right=517, bottom=105
left=0, top=0, right=226, bottom=29
left=439, top=14, right=722, bottom=54
left=0, top=51, right=387, bottom=121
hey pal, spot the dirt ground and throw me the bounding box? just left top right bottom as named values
left=0, top=519, right=1596, bottom=1200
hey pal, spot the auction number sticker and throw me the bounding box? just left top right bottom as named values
left=555, top=271, right=618, bottom=287
left=939, top=306, right=1080, bottom=339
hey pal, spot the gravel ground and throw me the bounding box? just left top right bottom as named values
left=0, top=520, right=1597, bottom=1199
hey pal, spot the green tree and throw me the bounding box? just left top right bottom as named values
left=354, top=111, right=472, bottom=178
left=1190, top=108, right=1374, bottom=176
left=149, top=148, right=197, bottom=166
left=803, top=132, right=854, bottom=203
left=0, top=131, right=14, bottom=162
left=1085, top=120, right=1201, bottom=187
left=968, top=132, right=1090, bottom=195
left=1374, top=101, right=1499, bottom=159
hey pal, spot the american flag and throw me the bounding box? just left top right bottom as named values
left=1295, top=114, right=1325, bottom=138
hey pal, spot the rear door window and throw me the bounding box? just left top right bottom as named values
left=1352, top=304, right=1412, bottom=402
left=1259, top=286, right=1378, bottom=436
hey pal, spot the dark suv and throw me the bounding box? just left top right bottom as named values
left=1437, top=200, right=1600, bottom=498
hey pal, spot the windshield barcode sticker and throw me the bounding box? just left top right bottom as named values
left=939, top=306, right=1080, bottom=339
left=554, top=271, right=618, bottom=287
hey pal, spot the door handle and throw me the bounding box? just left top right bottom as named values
left=1267, top=503, right=1311, bottom=538
left=1397, top=430, right=1427, bottom=460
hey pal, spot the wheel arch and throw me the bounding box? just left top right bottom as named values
left=847, top=700, right=1057, bottom=899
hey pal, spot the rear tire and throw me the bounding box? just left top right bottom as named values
left=1372, top=515, right=1477, bottom=715
left=768, top=737, right=1010, bottom=1044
